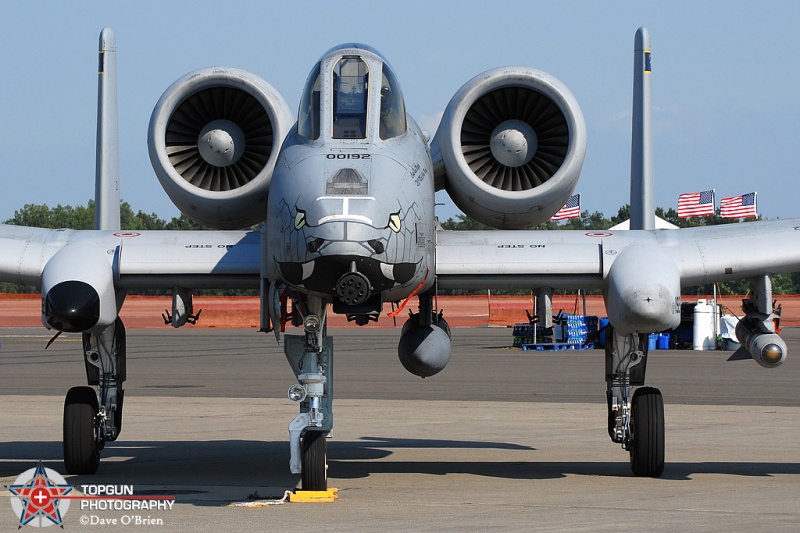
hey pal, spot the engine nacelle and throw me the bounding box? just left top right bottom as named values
left=398, top=316, right=452, bottom=378
left=735, top=319, right=787, bottom=368
left=148, top=67, right=293, bottom=229
left=41, top=244, right=121, bottom=333
left=431, top=67, right=586, bottom=229
left=604, top=245, right=681, bottom=335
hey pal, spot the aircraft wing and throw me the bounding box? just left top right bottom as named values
left=435, top=218, right=800, bottom=290
left=656, top=219, right=800, bottom=286
left=0, top=224, right=63, bottom=286
left=434, top=227, right=605, bottom=290
left=0, top=224, right=260, bottom=289
left=114, top=230, right=261, bottom=289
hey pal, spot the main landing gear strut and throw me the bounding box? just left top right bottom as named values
left=605, top=326, right=665, bottom=477
left=63, top=318, right=126, bottom=474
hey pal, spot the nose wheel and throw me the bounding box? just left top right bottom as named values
left=63, top=386, right=100, bottom=474
left=301, top=431, right=328, bottom=491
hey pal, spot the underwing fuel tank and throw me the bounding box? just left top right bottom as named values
left=397, top=315, right=452, bottom=378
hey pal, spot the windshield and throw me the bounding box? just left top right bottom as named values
left=379, top=65, right=407, bottom=140
left=332, top=56, right=369, bottom=139
left=298, top=62, right=321, bottom=140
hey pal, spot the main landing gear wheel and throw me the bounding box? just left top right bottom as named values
left=63, top=386, right=100, bottom=475
left=629, top=386, right=665, bottom=478
left=301, top=431, right=327, bottom=491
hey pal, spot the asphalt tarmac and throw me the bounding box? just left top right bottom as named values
left=0, top=326, right=798, bottom=531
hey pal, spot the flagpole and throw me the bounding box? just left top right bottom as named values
left=713, top=283, right=718, bottom=348
left=754, top=191, right=758, bottom=218
left=712, top=188, right=716, bottom=223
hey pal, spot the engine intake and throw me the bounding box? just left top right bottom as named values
left=148, top=68, right=293, bottom=229
left=432, top=67, right=586, bottom=229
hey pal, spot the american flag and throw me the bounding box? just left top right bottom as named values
left=677, top=190, right=715, bottom=218
left=550, top=193, right=581, bottom=221
left=720, top=192, right=757, bottom=219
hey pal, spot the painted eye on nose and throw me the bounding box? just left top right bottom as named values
left=294, top=209, right=307, bottom=230
left=388, top=212, right=401, bottom=233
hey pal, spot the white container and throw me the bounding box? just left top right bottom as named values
left=719, top=315, right=740, bottom=350
left=693, top=299, right=719, bottom=350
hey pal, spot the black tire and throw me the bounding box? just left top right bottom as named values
left=63, top=386, right=100, bottom=474
left=301, top=431, right=327, bottom=491
left=630, top=386, right=665, bottom=477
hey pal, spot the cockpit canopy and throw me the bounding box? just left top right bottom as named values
left=298, top=44, right=407, bottom=142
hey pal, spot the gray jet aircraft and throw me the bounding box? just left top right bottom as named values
left=1, top=27, right=798, bottom=490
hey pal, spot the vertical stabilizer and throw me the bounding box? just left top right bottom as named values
left=95, top=27, right=121, bottom=231
left=629, top=27, right=654, bottom=230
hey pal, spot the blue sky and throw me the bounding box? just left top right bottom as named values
left=1, top=1, right=799, bottom=223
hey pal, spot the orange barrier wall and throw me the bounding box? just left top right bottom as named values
left=2, top=293, right=798, bottom=329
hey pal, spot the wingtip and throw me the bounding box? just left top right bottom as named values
left=635, top=27, right=650, bottom=51
left=99, top=27, right=116, bottom=51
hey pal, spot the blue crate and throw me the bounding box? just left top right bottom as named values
left=521, top=342, right=595, bottom=351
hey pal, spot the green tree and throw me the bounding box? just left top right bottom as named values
left=439, top=213, right=493, bottom=230
left=610, top=204, right=630, bottom=227
left=6, top=201, right=95, bottom=229
left=164, top=214, right=208, bottom=230
left=121, top=202, right=167, bottom=230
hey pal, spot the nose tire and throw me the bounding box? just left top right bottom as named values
left=335, top=272, right=371, bottom=305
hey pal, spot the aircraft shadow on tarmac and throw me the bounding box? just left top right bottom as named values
left=2, top=438, right=798, bottom=497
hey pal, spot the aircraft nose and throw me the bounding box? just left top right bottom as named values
left=44, top=280, right=101, bottom=332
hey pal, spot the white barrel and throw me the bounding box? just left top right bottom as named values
left=693, top=299, right=718, bottom=350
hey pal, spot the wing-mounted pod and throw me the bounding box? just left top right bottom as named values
left=731, top=275, right=787, bottom=368
left=148, top=68, right=293, bottom=229
left=431, top=67, right=586, bottom=229
left=734, top=320, right=786, bottom=368
left=41, top=244, right=121, bottom=334
left=397, top=312, right=452, bottom=378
